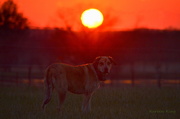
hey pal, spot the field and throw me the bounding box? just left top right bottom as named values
left=0, top=86, right=179, bottom=119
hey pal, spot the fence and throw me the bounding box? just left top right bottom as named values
left=110, top=62, right=180, bottom=88
left=0, top=65, right=45, bottom=86
left=0, top=63, right=180, bottom=88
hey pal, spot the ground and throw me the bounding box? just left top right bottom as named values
left=0, top=85, right=179, bottom=119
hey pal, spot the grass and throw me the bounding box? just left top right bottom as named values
left=0, top=85, right=179, bottom=119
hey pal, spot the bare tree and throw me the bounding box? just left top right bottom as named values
left=0, top=0, right=29, bottom=30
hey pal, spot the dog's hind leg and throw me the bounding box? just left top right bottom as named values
left=42, top=86, right=53, bottom=110
left=42, top=69, right=54, bottom=110
left=53, top=72, right=68, bottom=112
left=57, top=91, right=67, bottom=112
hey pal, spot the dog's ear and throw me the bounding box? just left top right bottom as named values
left=93, top=56, right=101, bottom=69
left=93, top=56, right=101, bottom=64
left=108, top=56, right=116, bottom=65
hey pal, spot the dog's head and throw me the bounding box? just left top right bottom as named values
left=93, top=56, right=116, bottom=81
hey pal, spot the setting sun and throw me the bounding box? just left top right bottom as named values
left=81, top=8, right=104, bottom=28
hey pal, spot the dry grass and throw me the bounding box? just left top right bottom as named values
left=0, top=86, right=179, bottom=119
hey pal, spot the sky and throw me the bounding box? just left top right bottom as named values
left=3, top=0, right=180, bottom=31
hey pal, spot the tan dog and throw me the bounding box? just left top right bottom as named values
left=42, top=56, right=115, bottom=112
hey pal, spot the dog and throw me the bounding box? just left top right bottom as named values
left=42, top=56, right=115, bottom=112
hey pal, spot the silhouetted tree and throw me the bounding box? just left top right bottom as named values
left=0, top=0, right=29, bottom=30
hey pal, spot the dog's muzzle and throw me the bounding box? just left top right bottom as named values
left=98, top=69, right=109, bottom=81
left=104, top=68, right=109, bottom=74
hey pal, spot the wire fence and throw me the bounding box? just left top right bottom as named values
left=0, top=63, right=180, bottom=88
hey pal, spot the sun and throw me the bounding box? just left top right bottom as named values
left=81, top=8, right=104, bottom=29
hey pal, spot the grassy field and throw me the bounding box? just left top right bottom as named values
left=0, top=86, right=179, bottom=119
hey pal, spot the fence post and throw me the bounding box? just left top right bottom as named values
left=16, top=72, right=19, bottom=86
left=156, top=64, right=161, bottom=88
left=0, top=71, right=2, bottom=80
left=131, top=62, right=135, bottom=87
left=28, top=66, right=32, bottom=86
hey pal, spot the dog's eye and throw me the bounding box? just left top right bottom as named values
left=99, top=62, right=104, bottom=66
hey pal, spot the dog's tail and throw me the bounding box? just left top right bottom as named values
left=42, top=67, right=54, bottom=110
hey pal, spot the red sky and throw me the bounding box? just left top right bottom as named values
left=3, top=0, right=180, bottom=31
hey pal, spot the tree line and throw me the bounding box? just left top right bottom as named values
left=0, top=0, right=29, bottom=30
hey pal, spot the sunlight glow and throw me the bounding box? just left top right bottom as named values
left=81, top=8, right=104, bottom=28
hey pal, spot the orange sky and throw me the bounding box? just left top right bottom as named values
left=5, top=0, right=180, bottom=30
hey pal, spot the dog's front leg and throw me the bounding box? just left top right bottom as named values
left=82, top=92, right=93, bottom=112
